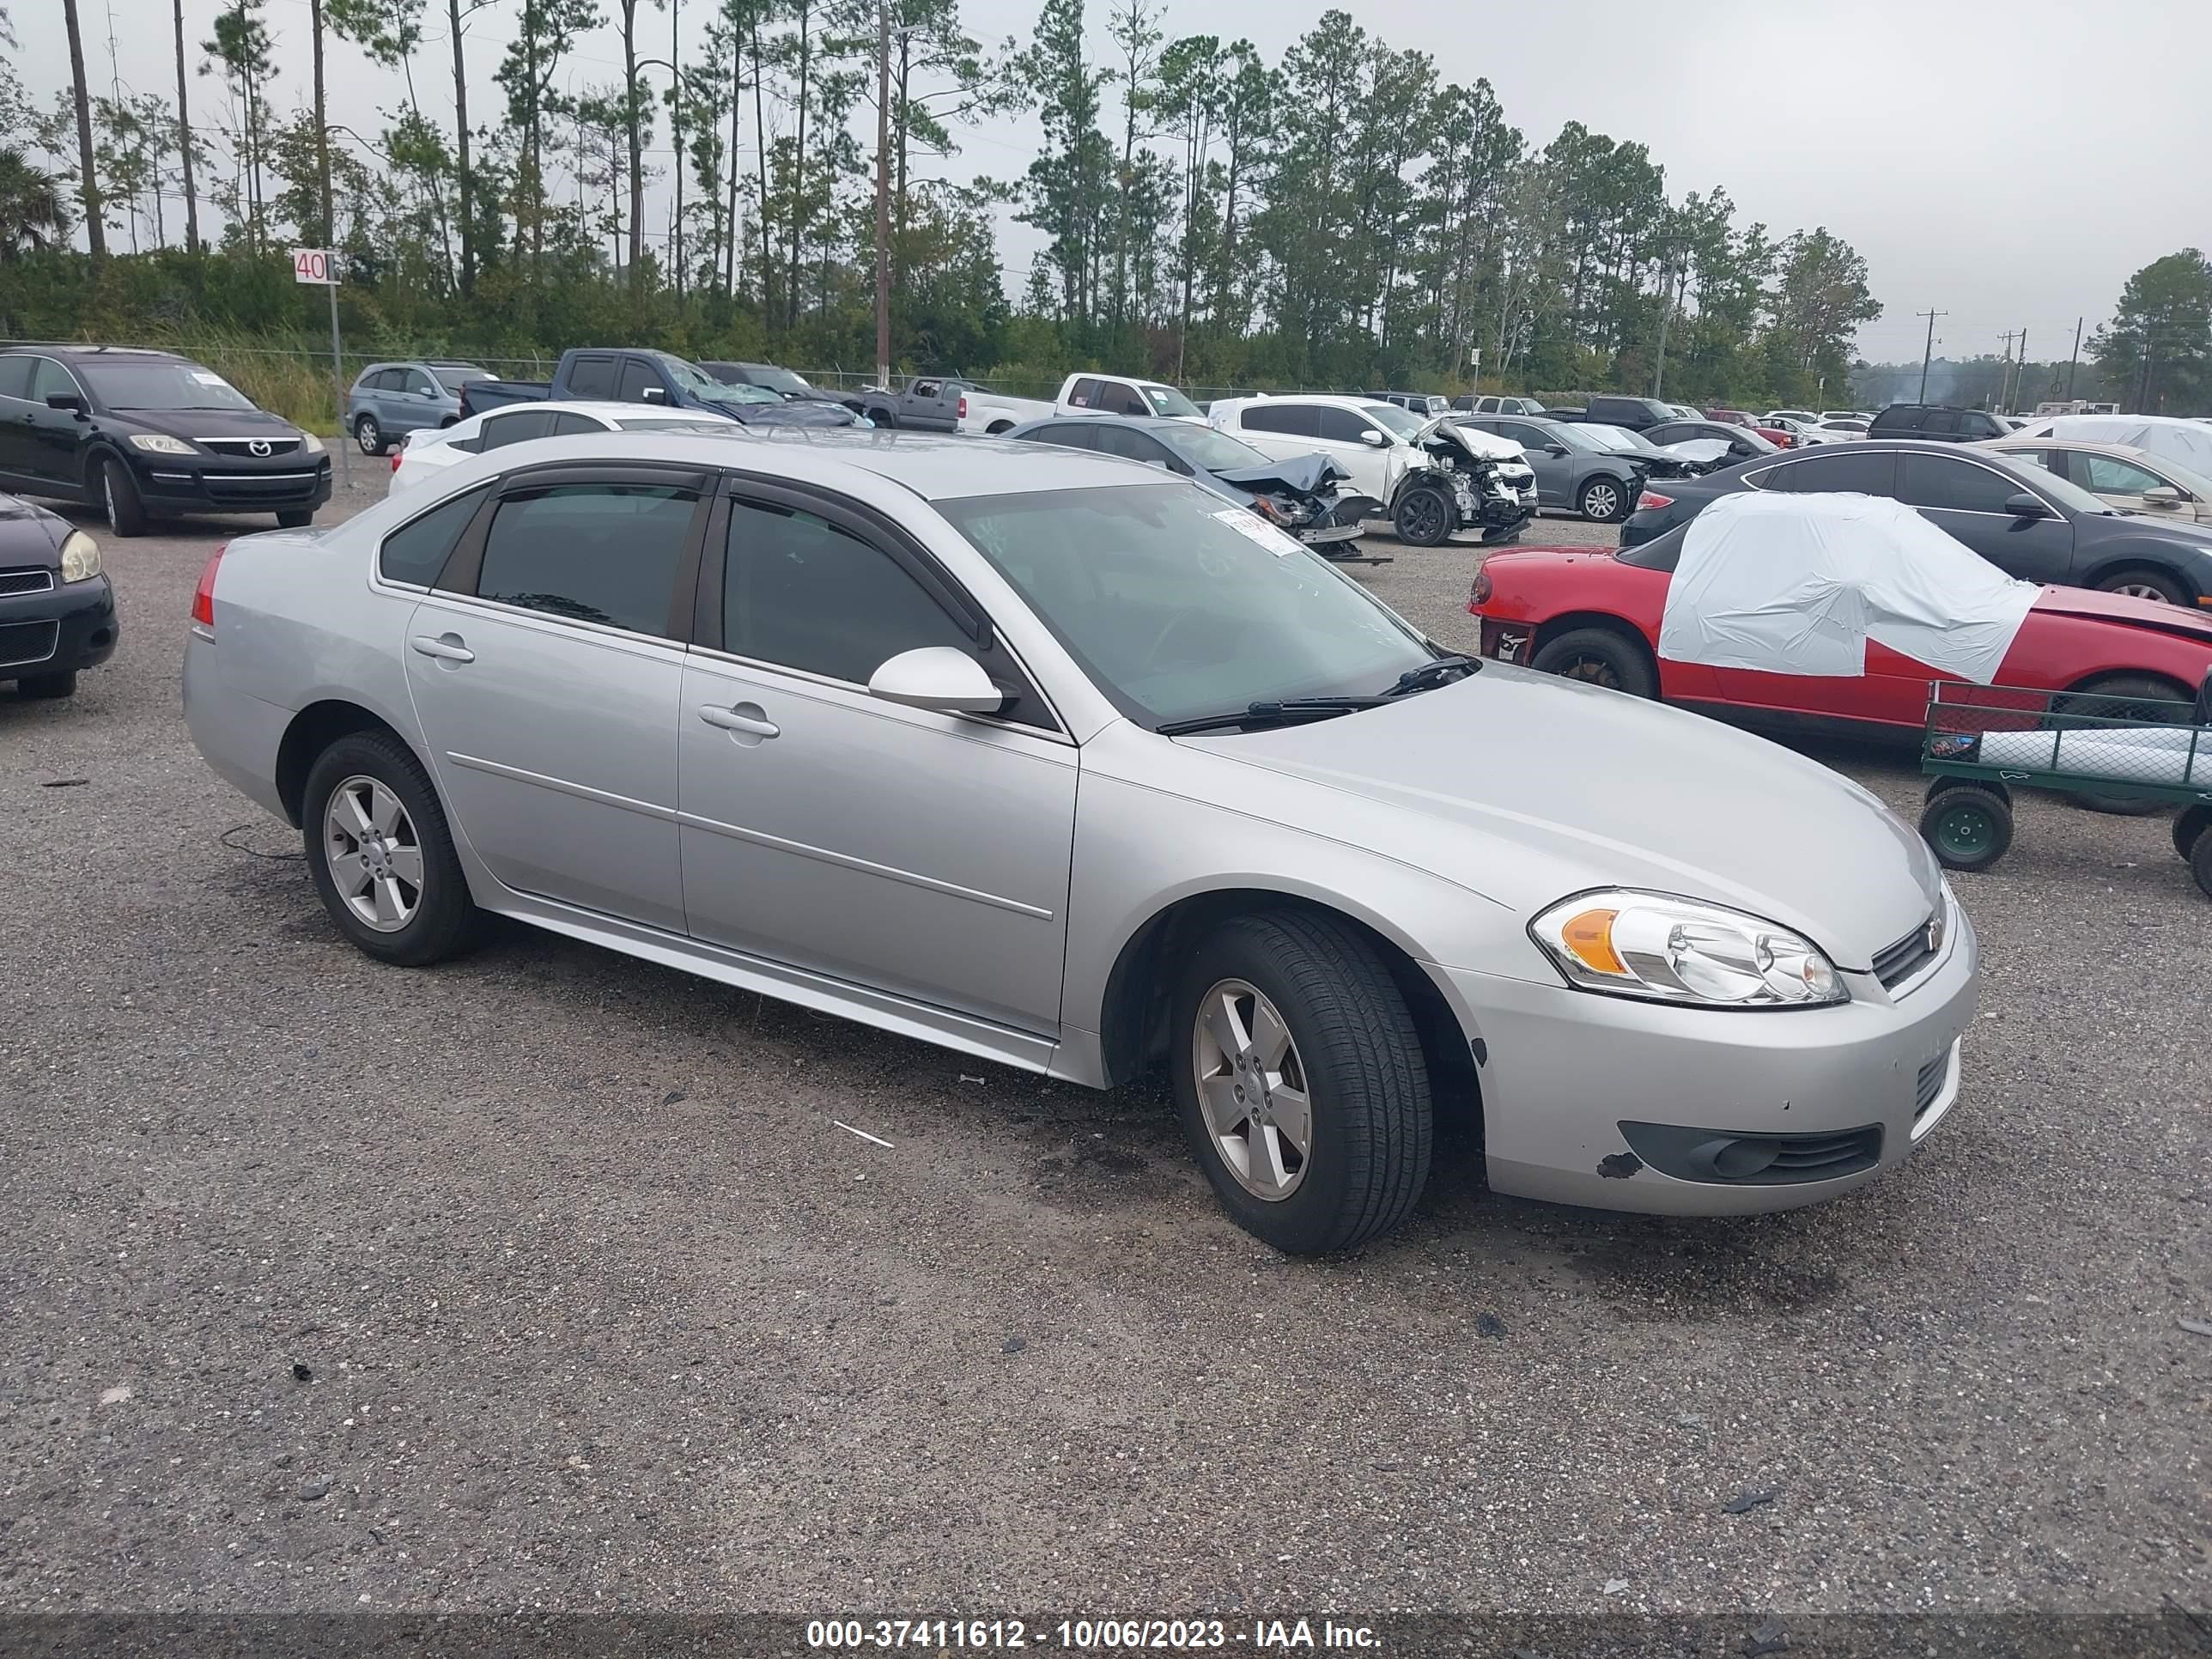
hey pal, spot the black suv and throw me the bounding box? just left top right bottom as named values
left=1571, top=394, right=1676, bottom=431
left=1867, top=404, right=2008, bottom=443
left=0, top=345, right=332, bottom=536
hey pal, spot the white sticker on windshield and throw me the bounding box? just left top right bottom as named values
left=191, top=371, right=231, bottom=386
left=1212, top=507, right=1304, bottom=557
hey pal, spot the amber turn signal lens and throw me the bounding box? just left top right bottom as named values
left=1559, top=908, right=1625, bottom=975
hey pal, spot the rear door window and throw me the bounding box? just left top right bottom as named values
left=1751, top=449, right=1899, bottom=495
left=547, top=411, right=611, bottom=436
left=476, top=481, right=702, bottom=636
left=1899, top=454, right=2027, bottom=514
left=380, top=484, right=489, bottom=586
left=1028, top=423, right=1098, bottom=451
left=0, top=356, right=32, bottom=401
left=1066, top=378, right=1105, bottom=410
left=1241, top=404, right=1320, bottom=438
left=480, top=410, right=555, bottom=449
left=565, top=355, right=618, bottom=400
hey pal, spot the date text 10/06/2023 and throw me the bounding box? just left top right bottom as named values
left=805, top=1618, right=1382, bottom=1650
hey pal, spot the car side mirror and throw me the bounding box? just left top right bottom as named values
left=2143, top=485, right=2185, bottom=507
left=1358, top=429, right=1385, bottom=446
left=2002, top=491, right=2049, bottom=519
left=867, top=646, right=1006, bottom=715
left=46, top=392, right=88, bottom=416
left=1542, top=443, right=1567, bottom=458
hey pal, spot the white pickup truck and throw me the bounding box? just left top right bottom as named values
left=961, top=372, right=1208, bottom=435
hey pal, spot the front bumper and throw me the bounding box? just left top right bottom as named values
left=0, top=573, right=118, bottom=679
left=131, top=453, right=333, bottom=514
left=1431, top=893, right=1978, bottom=1215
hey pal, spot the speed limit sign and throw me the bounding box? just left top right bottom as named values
left=291, top=247, right=338, bottom=284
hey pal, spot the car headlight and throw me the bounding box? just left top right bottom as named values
left=1529, top=890, right=1846, bottom=1008
left=301, top=433, right=326, bottom=453
left=58, top=529, right=102, bottom=583
left=127, top=433, right=196, bottom=455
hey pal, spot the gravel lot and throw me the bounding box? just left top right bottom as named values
left=3, top=476, right=2207, bottom=1621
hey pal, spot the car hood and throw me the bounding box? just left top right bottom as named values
left=2032, top=583, right=2212, bottom=642
left=1210, top=451, right=1346, bottom=496
left=1193, top=665, right=1941, bottom=968
left=735, top=401, right=858, bottom=428
left=108, top=405, right=302, bottom=442
left=1417, top=418, right=1526, bottom=461
left=0, top=491, right=67, bottom=562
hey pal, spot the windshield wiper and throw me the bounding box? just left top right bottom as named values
left=1382, top=652, right=1480, bottom=697
left=1155, top=696, right=1393, bottom=737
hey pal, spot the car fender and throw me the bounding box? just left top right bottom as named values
left=2075, top=532, right=2212, bottom=600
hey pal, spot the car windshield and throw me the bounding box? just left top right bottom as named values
left=744, top=366, right=811, bottom=395
left=80, top=360, right=256, bottom=411
left=430, top=366, right=495, bottom=391
left=1538, top=422, right=1607, bottom=453
left=1136, top=382, right=1202, bottom=419
left=939, top=483, right=1433, bottom=726
left=1579, top=423, right=1648, bottom=453
left=661, top=356, right=779, bottom=404
left=1170, top=425, right=1276, bottom=471
left=1360, top=403, right=1424, bottom=441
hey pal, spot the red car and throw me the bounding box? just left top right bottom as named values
left=1468, top=533, right=2212, bottom=737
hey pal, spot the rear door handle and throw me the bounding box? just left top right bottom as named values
left=697, top=704, right=779, bottom=738
left=409, top=634, right=475, bottom=663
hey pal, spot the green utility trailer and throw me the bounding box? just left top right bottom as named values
left=1917, top=675, right=2212, bottom=896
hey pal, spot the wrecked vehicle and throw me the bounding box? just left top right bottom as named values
left=1387, top=417, right=1538, bottom=548
left=1004, top=415, right=1376, bottom=554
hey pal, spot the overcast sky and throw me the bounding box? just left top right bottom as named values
left=15, top=0, right=2210, bottom=362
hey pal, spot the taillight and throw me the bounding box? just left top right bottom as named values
left=958, top=394, right=969, bottom=419
left=1468, top=569, right=1492, bottom=607
left=191, top=545, right=224, bottom=628
left=391, top=449, right=403, bottom=471
left=1636, top=490, right=1674, bottom=513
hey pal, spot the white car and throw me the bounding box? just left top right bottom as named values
left=1208, top=393, right=1522, bottom=506
left=388, top=401, right=726, bottom=495
left=1764, top=415, right=1840, bottom=446
left=1814, top=418, right=1869, bottom=440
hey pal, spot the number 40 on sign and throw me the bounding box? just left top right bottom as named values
left=292, top=247, right=339, bottom=284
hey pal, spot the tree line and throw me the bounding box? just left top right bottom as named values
left=3, top=0, right=1916, bottom=408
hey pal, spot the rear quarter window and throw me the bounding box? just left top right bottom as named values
left=379, top=483, right=490, bottom=587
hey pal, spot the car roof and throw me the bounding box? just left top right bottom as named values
left=3, top=343, right=182, bottom=362
left=1024, top=413, right=1207, bottom=438
left=460, top=426, right=1185, bottom=500
left=1221, top=392, right=1399, bottom=413
left=471, top=399, right=717, bottom=422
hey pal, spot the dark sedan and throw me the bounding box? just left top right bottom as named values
left=1454, top=414, right=1648, bottom=521
left=0, top=345, right=331, bottom=536
left=1006, top=415, right=1372, bottom=550
left=1639, top=418, right=1782, bottom=465
left=1620, top=439, right=2212, bottom=606
left=0, top=491, right=118, bottom=699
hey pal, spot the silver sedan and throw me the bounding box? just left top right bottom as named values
left=184, top=428, right=1978, bottom=1253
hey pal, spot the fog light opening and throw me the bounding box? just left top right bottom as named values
left=1703, top=1138, right=1780, bottom=1180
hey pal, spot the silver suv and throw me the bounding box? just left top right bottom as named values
left=185, top=429, right=1978, bottom=1252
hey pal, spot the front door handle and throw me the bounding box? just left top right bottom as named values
left=409, top=633, right=475, bottom=663
left=697, top=703, right=779, bottom=738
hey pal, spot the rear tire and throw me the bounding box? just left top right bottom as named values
left=302, top=731, right=483, bottom=967
left=15, top=671, right=76, bottom=699
left=354, top=413, right=386, bottom=455
left=2175, top=806, right=2212, bottom=866
left=1393, top=484, right=1453, bottom=546
left=1919, top=784, right=2014, bottom=872
left=2192, top=828, right=2212, bottom=901
left=98, top=455, right=148, bottom=537
left=2056, top=674, right=2188, bottom=815
left=1529, top=625, right=1656, bottom=698
left=2094, top=566, right=2189, bottom=605
left=1171, top=909, right=1432, bottom=1255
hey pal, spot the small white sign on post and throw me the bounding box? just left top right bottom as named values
left=290, top=248, right=349, bottom=488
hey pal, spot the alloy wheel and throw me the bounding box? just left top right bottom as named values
left=1583, top=481, right=1620, bottom=520
left=322, top=775, right=425, bottom=933
left=2109, top=580, right=2169, bottom=604
left=1191, top=978, right=1313, bottom=1201
left=103, top=468, right=119, bottom=531
left=356, top=416, right=381, bottom=454
left=1559, top=653, right=1623, bottom=690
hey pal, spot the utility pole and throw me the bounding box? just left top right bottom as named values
left=1917, top=308, right=1946, bottom=403
left=1996, top=329, right=2020, bottom=412
left=872, top=0, right=891, bottom=395
left=1651, top=256, right=1673, bottom=399
left=2064, top=315, right=2083, bottom=399
left=2012, top=327, right=2027, bottom=410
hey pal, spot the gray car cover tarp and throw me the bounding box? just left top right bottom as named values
left=1656, top=491, right=2038, bottom=684
left=2012, top=414, right=2212, bottom=477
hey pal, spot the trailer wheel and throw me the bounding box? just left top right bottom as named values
left=1920, top=785, right=2014, bottom=872
left=2173, top=806, right=2212, bottom=866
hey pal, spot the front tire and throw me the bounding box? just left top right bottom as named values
left=1171, top=910, right=1433, bottom=1255
left=1577, top=476, right=1629, bottom=522
left=1920, top=784, right=2014, bottom=872
left=1528, top=625, right=1657, bottom=698
left=2191, top=827, right=2212, bottom=902
left=98, top=455, right=148, bottom=537
left=354, top=413, right=386, bottom=455
left=2094, top=566, right=2188, bottom=605
left=15, top=671, right=76, bottom=699
left=1393, top=484, right=1453, bottom=547
left=302, top=731, right=483, bottom=967
left=276, top=508, right=315, bottom=528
